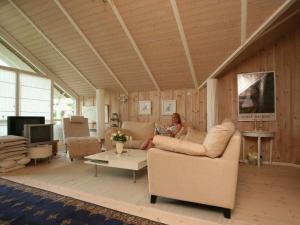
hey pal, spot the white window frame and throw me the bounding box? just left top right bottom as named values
left=0, top=65, right=76, bottom=124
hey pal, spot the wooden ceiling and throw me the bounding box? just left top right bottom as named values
left=0, top=0, right=288, bottom=96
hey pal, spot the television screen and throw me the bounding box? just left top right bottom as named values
left=237, top=71, right=276, bottom=121
left=24, top=124, right=53, bottom=146
left=7, top=116, right=45, bottom=136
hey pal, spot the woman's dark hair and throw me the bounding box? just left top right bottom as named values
left=173, top=113, right=182, bottom=124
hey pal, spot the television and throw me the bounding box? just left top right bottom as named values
left=237, top=71, right=276, bottom=121
left=7, top=116, right=45, bottom=136
left=23, top=124, right=53, bottom=146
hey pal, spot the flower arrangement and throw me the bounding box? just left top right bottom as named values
left=111, top=131, right=128, bottom=143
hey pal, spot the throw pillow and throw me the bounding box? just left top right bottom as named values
left=183, top=128, right=207, bottom=144
left=174, top=126, right=186, bottom=139
left=153, top=135, right=206, bottom=156
left=203, top=123, right=235, bottom=158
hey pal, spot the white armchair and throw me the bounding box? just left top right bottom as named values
left=62, top=116, right=101, bottom=160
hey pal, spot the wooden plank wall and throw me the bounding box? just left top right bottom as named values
left=123, top=88, right=207, bottom=130
left=217, top=26, right=300, bottom=164
left=80, top=88, right=207, bottom=131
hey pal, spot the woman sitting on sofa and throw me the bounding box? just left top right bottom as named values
left=140, top=113, right=183, bottom=150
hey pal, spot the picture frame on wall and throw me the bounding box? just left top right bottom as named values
left=161, top=100, right=176, bottom=115
left=138, top=101, right=151, bottom=115
left=237, top=71, right=276, bottom=121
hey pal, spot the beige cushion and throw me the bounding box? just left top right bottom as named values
left=174, top=126, right=185, bottom=139
left=124, top=140, right=143, bottom=149
left=203, top=122, right=235, bottom=158
left=183, top=128, right=207, bottom=144
left=153, top=135, right=206, bottom=156
left=70, top=116, right=86, bottom=123
left=221, top=119, right=236, bottom=131
left=122, top=121, right=154, bottom=140
left=0, top=160, right=16, bottom=169
left=17, top=157, right=31, bottom=165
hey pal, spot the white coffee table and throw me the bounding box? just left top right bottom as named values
left=84, top=149, right=147, bottom=183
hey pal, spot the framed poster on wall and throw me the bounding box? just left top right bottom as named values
left=237, top=71, right=276, bottom=121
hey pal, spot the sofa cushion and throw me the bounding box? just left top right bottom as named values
left=122, top=121, right=154, bottom=140
left=183, top=128, right=207, bottom=144
left=153, top=135, right=206, bottom=156
left=203, top=121, right=235, bottom=158
left=124, top=140, right=143, bottom=149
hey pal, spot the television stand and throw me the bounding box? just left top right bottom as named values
left=29, top=145, right=52, bottom=166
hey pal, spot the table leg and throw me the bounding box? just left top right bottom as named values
left=133, top=170, right=136, bottom=183
left=258, top=137, right=261, bottom=167
left=270, top=139, right=273, bottom=165
left=242, top=136, right=245, bottom=162
left=95, top=165, right=98, bottom=177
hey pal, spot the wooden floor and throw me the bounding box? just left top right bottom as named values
left=1, top=152, right=299, bottom=225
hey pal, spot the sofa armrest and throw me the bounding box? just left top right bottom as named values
left=147, top=148, right=239, bottom=209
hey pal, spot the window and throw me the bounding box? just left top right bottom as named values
left=19, top=73, right=51, bottom=122
left=0, top=69, right=16, bottom=136
left=53, top=86, right=75, bottom=140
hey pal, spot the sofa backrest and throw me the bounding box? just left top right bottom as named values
left=222, top=130, right=241, bottom=162
left=121, top=121, right=155, bottom=140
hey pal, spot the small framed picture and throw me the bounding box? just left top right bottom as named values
left=161, top=100, right=176, bottom=115
left=138, top=101, right=151, bottom=115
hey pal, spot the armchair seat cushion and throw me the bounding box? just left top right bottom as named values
left=66, top=137, right=100, bottom=158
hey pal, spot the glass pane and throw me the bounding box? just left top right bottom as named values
left=20, top=73, right=51, bottom=122
left=53, top=86, right=75, bottom=140
left=0, top=69, right=16, bottom=136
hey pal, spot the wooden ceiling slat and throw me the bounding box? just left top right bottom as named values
left=114, top=0, right=194, bottom=90
left=60, top=0, right=156, bottom=92
left=176, top=0, right=241, bottom=83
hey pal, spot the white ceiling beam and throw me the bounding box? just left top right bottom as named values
left=8, top=0, right=96, bottom=91
left=0, top=26, right=79, bottom=99
left=107, top=0, right=161, bottom=91
left=53, top=0, right=128, bottom=95
left=198, top=0, right=296, bottom=90
left=170, top=0, right=198, bottom=88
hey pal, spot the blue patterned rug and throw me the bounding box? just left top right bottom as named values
left=0, top=178, right=163, bottom=225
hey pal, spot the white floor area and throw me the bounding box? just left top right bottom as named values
left=1, top=152, right=300, bottom=225
left=1, top=153, right=225, bottom=225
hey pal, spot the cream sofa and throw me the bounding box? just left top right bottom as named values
left=147, top=130, right=241, bottom=218
left=105, top=121, right=155, bottom=150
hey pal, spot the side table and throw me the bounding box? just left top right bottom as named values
left=242, top=130, right=275, bottom=167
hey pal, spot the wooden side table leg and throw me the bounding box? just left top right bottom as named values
left=258, top=137, right=261, bottom=167
left=242, top=136, right=245, bottom=162
left=270, top=139, right=273, bottom=165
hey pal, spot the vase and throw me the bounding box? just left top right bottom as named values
left=116, top=142, right=124, bottom=154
